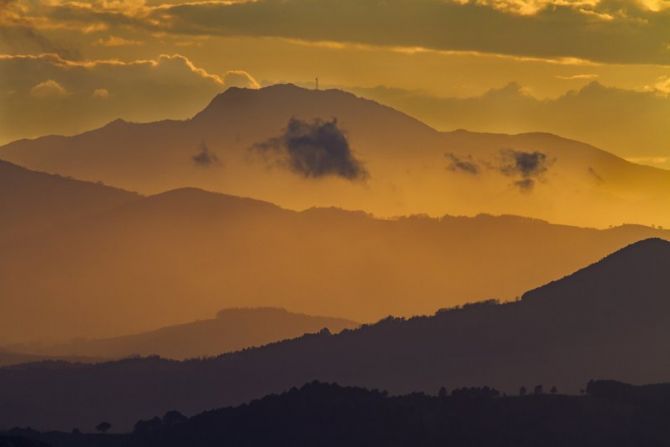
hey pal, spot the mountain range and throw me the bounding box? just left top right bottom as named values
left=2, top=238, right=670, bottom=430
left=2, top=161, right=670, bottom=343
left=353, top=81, right=670, bottom=169
left=8, top=380, right=670, bottom=446
left=2, top=84, right=670, bottom=228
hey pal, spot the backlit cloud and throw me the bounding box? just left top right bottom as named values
left=30, top=79, right=68, bottom=97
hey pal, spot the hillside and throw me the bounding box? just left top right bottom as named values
left=2, top=183, right=670, bottom=342
left=0, top=160, right=138, bottom=245
left=2, top=85, right=670, bottom=227
left=6, top=380, right=670, bottom=446
left=3, top=240, right=670, bottom=430
left=17, top=308, right=358, bottom=360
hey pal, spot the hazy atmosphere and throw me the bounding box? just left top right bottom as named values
left=2, top=1, right=670, bottom=445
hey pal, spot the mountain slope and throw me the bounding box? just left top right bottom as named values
left=10, top=381, right=670, bottom=446
left=2, top=84, right=670, bottom=227
left=0, top=160, right=138, bottom=245
left=2, top=185, right=670, bottom=343
left=17, top=308, right=358, bottom=360
left=3, top=239, right=670, bottom=430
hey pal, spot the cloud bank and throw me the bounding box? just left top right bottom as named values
left=7, top=0, right=670, bottom=65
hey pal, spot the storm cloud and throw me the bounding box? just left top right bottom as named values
left=445, top=153, right=480, bottom=175
left=499, top=149, right=551, bottom=192
left=253, top=118, right=368, bottom=181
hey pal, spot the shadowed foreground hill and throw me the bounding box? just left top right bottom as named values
left=0, top=352, right=98, bottom=368
left=3, top=239, right=670, bottom=430
left=17, top=308, right=358, bottom=360
left=2, top=179, right=670, bottom=342
left=9, top=380, right=670, bottom=447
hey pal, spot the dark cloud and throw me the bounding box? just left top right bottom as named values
left=192, top=141, right=220, bottom=167
left=253, top=118, right=368, bottom=181
left=445, top=153, right=480, bottom=175
left=499, top=149, right=551, bottom=192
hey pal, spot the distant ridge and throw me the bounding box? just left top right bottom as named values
left=16, top=307, right=358, bottom=361
left=0, top=159, right=138, bottom=245
left=1, top=162, right=670, bottom=343
left=4, top=239, right=670, bottom=430
left=3, top=84, right=670, bottom=227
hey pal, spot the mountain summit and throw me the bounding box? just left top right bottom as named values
left=2, top=85, right=670, bottom=227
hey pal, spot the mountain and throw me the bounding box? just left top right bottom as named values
left=2, top=182, right=670, bottom=343
left=352, top=81, right=670, bottom=169
left=2, top=84, right=670, bottom=228
left=0, top=160, right=138, bottom=246
left=15, top=308, right=358, bottom=360
left=3, top=239, right=670, bottom=430
left=6, top=381, right=670, bottom=446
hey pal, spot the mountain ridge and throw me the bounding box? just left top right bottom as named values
left=3, top=84, right=670, bottom=227
left=3, top=239, right=670, bottom=430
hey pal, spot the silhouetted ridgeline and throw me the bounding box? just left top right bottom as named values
left=13, top=308, right=358, bottom=361
left=4, top=160, right=670, bottom=343
left=7, top=380, right=670, bottom=447
left=4, top=84, right=670, bottom=229
left=3, top=239, right=670, bottom=431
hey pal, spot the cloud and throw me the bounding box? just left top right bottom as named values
left=555, top=73, right=599, bottom=80
left=24, top=0, right=670, bottom=65
left=253, top=117, right=368, bottom=180
left=223, top=70, right=261, bottom=89
left=445, top=153, right=480, bottom=175
left=95, top=36, right=142, bottom=47
left=30, top=79, right=68, bottom=98
left=92, top=88, right=110, bottom=99
left=0, top=0, right=80, bottom=59
left=498, top=149, right=551, bottom=191
left=192, top=140, right=221, bottom=167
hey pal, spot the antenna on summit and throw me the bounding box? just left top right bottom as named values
left=315, top=77, right=319, bottom=90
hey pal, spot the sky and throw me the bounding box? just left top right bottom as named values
left=2, top=0, right=670, bottom=163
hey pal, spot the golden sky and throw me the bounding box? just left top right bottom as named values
left=2, top=0, right=670, bottom=163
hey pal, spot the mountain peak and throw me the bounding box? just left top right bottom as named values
left=521, top=237, right=670, bottom=307
left=196, top=83, right=347, bottom=117
left=589, top=237, right=670, bottom=267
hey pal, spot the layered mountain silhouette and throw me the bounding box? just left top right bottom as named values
left=0, top=351, right=97, bottom=368
left=6, top=380, right=670, bottom=446
left=2, top=84, right=670, bottom=227
left=354, top=81, right=670, bottom=169
left=3, top=239, right=670, bottom=431
left=2, top=164, right=670, bottom=342
left=13, top=308, right=357, bottom=361
left=0, top=160, right=137, bottom=246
